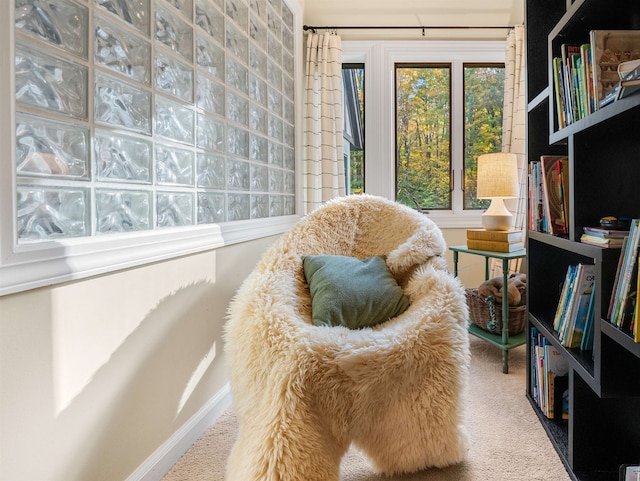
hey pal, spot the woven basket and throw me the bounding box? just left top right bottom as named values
left=465, top=288, right=526, bottom=335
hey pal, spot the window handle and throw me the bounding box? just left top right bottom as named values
left=460, top=169, right=464, bottom=193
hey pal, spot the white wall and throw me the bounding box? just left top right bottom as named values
left=0, top=236, right=276, bottom=481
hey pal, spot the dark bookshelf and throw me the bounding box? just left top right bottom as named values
left=526, top=0, right=640, bottom=479
left=527, top=394, right=569, bottom=462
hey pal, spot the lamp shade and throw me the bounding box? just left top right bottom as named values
left=477, top=152, right=519, bottom=199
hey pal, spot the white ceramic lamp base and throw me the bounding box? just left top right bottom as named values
left=481, top=198, right=513, bottom=231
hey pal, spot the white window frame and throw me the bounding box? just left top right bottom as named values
left=0, top=0, right=304, bottom=296
left=342, top=40, right=506, bottom=228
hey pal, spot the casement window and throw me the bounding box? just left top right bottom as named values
left=1, top=0, right=301, bottom=295
left=342, top=63, right=364, bottom=195
left=342, top=41, right=505, bottom=228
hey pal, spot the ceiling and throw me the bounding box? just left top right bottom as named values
left=301, top=0, right=524, bottom=40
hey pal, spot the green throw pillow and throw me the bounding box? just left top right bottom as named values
left=302, top=254, right=410, bottom=329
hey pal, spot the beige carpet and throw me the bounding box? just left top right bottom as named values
left=162, top=337, right=571, bottom=481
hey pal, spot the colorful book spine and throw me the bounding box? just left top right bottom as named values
left=565, top=266, right=596, bottom=348
left=611, top=219, right=640, bottom=326
left=553, top=264, right=578, bottom=332
left=580, top=288, right=596, bottom=351
left=553, top=57, right=566, bottom=129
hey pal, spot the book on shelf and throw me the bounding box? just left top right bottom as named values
left=539, top=155, right=569, bottom=236
left=580, top=233, right=626, bottom=248
left=635, top=257, right=640, bottom=343
left=609, top=219, right=640, bottom=329
left=466, top=229, right=523, bottom=242
left=553, top=264, right=579, bottom=332
left=618, top=58, right=640, bottom=82
left=617, top=81, right=640, bottom=101
left=554, top=263, right=596, bottom=348
left=528, top=161, right=543, bottom=231
left=590, top=30, right=640, bottom=107
left=608, top=236, right=629, bottom=321
left=620, top=465, right=640, bottom=481
left=620, top=257, right=639, bottom=332
left=583, top=226, right=630, bottom=238
left=580, top=289, right=596, bottom=351
left=466, top=239, right=524, bottom=253
left=552, top=42, right=596, bottom=126
left=599, top=59, right=640, bottom=107
left=562, top=43, right=582, bottom=124
left=582, top=42, right=596, bottom=114
left=600, top=80, right=640, bottom=107
left=553, top=57, right=567, bottom=128
left=530, top=329, right=569, bottom=420
left=566, top=275, right=596, bottom=349
left=544, top=344, right=569, bottom=419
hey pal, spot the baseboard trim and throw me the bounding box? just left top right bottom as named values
left=125, top=383, right=233, bottom=481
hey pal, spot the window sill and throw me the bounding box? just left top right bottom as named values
left=0, top=215, right=300, bottom=296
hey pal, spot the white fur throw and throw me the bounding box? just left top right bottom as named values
left=225, top=195, right=470, bottom=481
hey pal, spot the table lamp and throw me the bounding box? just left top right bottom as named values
left=476, top=152, right=519, bottom=231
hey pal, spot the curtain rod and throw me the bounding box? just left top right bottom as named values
left=303, top=25, right=514, bottom=35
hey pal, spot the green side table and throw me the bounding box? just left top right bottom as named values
left=450, top=244, right=527, bottom=374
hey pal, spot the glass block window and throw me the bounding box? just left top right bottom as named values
left=13, top=0, right=296, bottom=243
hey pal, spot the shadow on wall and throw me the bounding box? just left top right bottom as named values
left=54, top=280, right=224, bottom=481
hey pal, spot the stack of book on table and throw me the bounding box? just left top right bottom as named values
left=466, top=229, right=524, bottom=253
left=580, top=226, right=628, bottom=248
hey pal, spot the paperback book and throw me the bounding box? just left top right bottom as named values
left=583, top=226, right=630, bottom=238
left=609, top=219, right=640, bottom=329
left=466, top=229, right=523, bottom=243
left=540, top=155, right=569, bottom=236
left=580, top=233, right=625, bottom=248
left=530, top=328, right=569, bottom=419
left=554, top=263, right=596, bottom=348
left=466, top=239, right=524, bottom=253
left=599, top=59, right=640, bottom=107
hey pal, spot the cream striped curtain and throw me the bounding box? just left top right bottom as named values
left=303, top=32, right=345, bottom=214
left=502, top=24, right=527, bottom=224
left=492, top=24, right=527, bottom=277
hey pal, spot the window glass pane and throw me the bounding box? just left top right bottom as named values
left=396, top=64, right=451, bottom=210
left=463, top=64, right=505, bottom=209
left=95, top=13, right=151, bottom=85
left=95, top=0, right=150, bottom=36
left=342, top=63, right=364, bottom=195
left=16, top=41, right=88, bottom=119
left=196, top=0, right=224, bottom=44
left=155, top=49, right=194, bottom=102
left=157, top=192, right=194, bottom=226
left=155, top=1, right=193, bottom=61
left=13, top=0, right=296, bottom=244
left=16, top=0, right=89, bottom=57
left=95, top=72, right=151, bottom=133
left=17, top=113, right=90, bottom=179
left=95, top=130, right=152, bottom=183
left=17, top=186, right=89, bottom=241
left=96, top=189, right=151, bottom=232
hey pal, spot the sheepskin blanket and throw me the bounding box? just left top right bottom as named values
left=225, top=195, right=470, bottom=481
